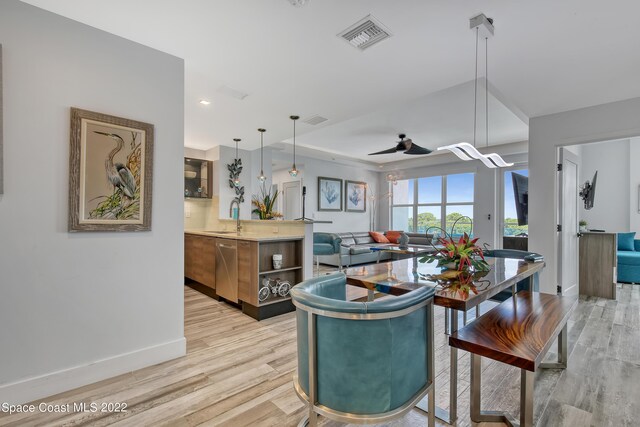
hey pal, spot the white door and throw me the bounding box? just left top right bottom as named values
left=558, top=148, right=580, bottom=296
left=282, top=181, right=302, bottom=220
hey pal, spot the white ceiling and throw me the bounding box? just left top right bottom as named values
left=290, top=80, right=528, bottom=163
left=21, top=0, right=640, bottom=163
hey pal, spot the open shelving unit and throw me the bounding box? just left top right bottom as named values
left=237, top=238, right=304, bottom=320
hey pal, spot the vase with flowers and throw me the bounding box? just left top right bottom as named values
left=419, top=216, right=490, bottom=272
left=252, top=184, right=283, bottom=220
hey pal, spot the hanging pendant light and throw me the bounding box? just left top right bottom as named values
left=233, top=138, right=241, bottom=186
left=289, top=115, right=300, bottom=177
left=436, top=14, right=513, bottom=169
left=257, top=128, right=267, bottom=182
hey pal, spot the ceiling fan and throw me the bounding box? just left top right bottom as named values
left=368, top=134, right=432, bottom=156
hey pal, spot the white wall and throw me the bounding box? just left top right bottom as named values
left=0, top=0, right=185, bottom=404
left=577, top=139, right=630, bottom=232
left=529, top=96, right=640, bottom=294
left=629, top=137, right=640, bottom=234
left=271, top=154, right=379, bottom=233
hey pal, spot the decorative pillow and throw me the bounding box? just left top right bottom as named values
left=369, top=231, right=390, bottom=243
left=385, top=230, right=403, bottom=244
left=617, top=232, right=636, bottom=251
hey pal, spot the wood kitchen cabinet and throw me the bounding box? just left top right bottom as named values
left=185, top=232, right=303, bottom=320
left=237, top=240, right=259, bottom=306
left=184, top=234, right=216, bottom=290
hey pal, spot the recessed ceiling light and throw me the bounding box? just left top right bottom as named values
left=199, top=99, right=211, bottom=105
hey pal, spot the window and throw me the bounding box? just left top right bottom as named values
left=391, top=173, right=474, bottom=237
left=503, top=169, right=529, bottom=237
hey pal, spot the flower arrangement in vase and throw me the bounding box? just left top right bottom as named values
left=419, top=216, right=490, bottom=272
left=252, top=184, right=283, bottom=220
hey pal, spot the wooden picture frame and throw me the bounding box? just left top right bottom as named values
left=317, top=176, right=342, bottom=211
left=345, top=180, right=367, bottom=212
left=69, top=108, right=154, bottom=231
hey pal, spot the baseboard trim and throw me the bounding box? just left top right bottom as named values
left=0, top=337, right=186, bottom=405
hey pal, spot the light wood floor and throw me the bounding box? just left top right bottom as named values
left=1, top=274, right=638, bottom=426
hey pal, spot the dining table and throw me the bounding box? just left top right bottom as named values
left=343, top=256, right=545, bottom=425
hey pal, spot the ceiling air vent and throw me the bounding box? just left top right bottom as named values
left=302, top=115, right=328, bottom=125
left=217, top=85, right=248, bottom=100
left=338, top=14, right=392, bottom=51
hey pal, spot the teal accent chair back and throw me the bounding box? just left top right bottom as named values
left=313, top=233, right=342, bottom=270
left=290, top=272, right=436, bottom=426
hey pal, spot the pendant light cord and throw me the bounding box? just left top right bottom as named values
left=486, top=36, right=489, bottom=148
left=473, top=27, right=479, bottom=148
left=293, top=119, right=296, bottom=165
left=260, top=132, right=264, bottom=170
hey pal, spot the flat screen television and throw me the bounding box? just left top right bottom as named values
left=511, top=172, right=528, bottom=226
left=580, top=171, right=597, bottom=210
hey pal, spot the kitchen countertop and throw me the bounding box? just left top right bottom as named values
left=185, top=229, right=305, bottom=242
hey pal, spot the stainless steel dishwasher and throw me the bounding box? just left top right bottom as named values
left=215, top=238, right=238, bottom=303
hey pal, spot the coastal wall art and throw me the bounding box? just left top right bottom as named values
left=318, top=176, right=342, bottom=211
left=69, top=108, right=154, bottom=231
left=345, top=180, right=367, bottom=212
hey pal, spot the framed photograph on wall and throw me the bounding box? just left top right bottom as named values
left=69, top=108, right=154, bottom=231
left=345, top=180, right=367, bottom=212
left=318, top=176, right=342, bottom=211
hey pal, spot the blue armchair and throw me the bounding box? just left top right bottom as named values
left=313, top=233, right=342, bottom=270
left=291, top=272, right=436, bottom=426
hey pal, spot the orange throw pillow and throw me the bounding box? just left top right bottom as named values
left=385, top=230, right=403, bottom=244
left=369, top=231, right=390, bottom=243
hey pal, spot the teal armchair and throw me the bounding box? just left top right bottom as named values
left=313, top=232, right=342, bottom=270
left=291, top=272, right=436, bottom=426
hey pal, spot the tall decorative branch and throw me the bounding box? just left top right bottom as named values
left=227, top=158, right=244, bottom=203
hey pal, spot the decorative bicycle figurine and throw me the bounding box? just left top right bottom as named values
left=258, top=277, right=292, bottom=302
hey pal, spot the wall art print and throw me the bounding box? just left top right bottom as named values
left=317, top=176, right=342, bottom=211
left=69, top=108, right=154, bottom=231
left=345, top=180, right=366, bottom=212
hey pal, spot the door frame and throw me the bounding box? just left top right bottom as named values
left=557, top=148, right=580, bottom=296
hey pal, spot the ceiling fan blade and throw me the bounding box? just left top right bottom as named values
left=368, top=146, right=400, bottom=155
left=404, top=143, right=432, bottom=155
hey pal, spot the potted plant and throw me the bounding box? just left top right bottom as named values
left=419, top=216, right=490, bottom=272
left=579, top=220, right=588, bottom=232
left=252, top=184, right=283, bottom=220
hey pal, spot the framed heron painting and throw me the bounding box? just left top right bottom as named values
left=69, top=108, right=154, bottom=231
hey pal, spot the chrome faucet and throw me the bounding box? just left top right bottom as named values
left=229, top=199, right=242, bottom=233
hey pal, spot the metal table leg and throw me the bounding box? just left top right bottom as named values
left=417, top=308, right=459, bottom=424
left=449, top=310, right=458, bottom=422
left=470, top=353, right=525, bottom=427
left=445, top=307, right=450, bottom=335
left=540, top=324, right=568, bottom=369
left=367, top=290, right=375, bottom=302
